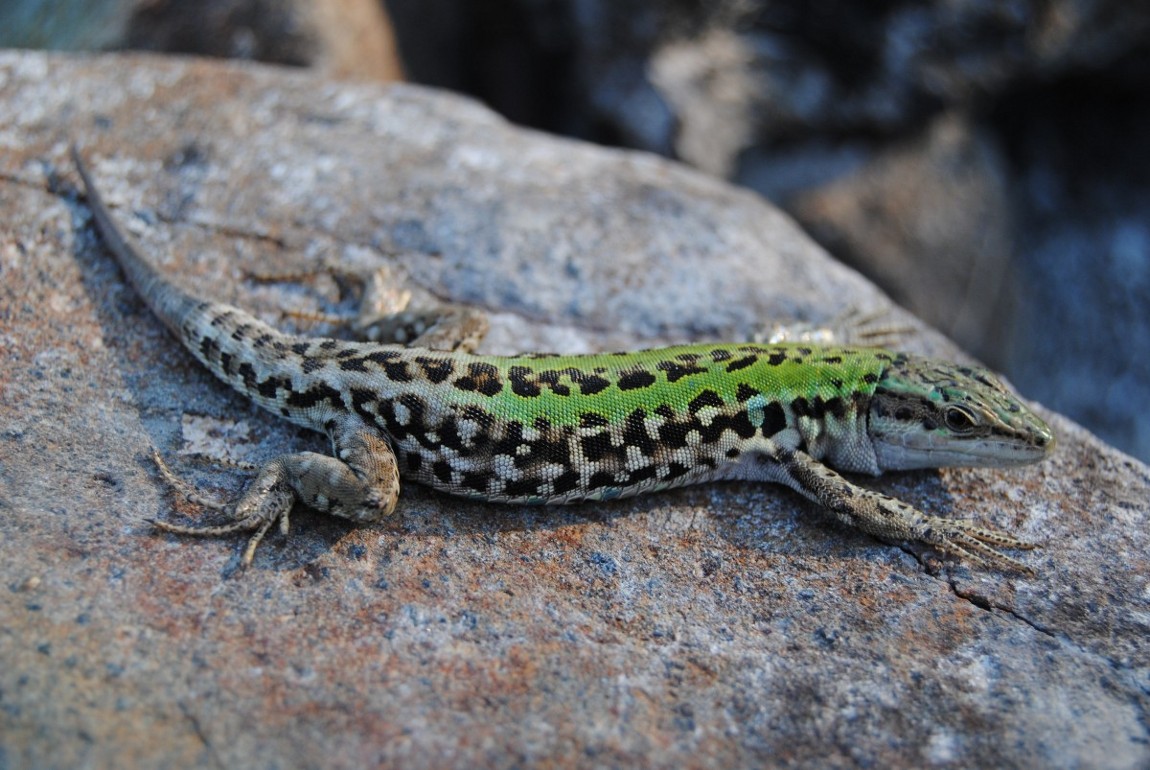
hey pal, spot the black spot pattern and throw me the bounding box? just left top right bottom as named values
left=655, top=397, right=759, bottom=449
left=572, top=370, right=611, bottom=395
left=454, top=362, right=504, bottom=396
left=736, top=383, right=759, bottom=402
left=657, top=360, right=708, bottom=382
left=286, top=383, right=342, bottom=410
left=587, top=470, right=617, bottom=490
left=462, top=471, right=489, bottom=493
left=236, top=362, right=258, bottom=391
left=688, top=390, right=724, bottom=414
left=581, top=431, right=614, bottom=462
left=725, top=355, right=757, bottom=372
left=432, top=460, right=453, bottom=484
left=437, top=417, right=466, bottom=451
left=552, top=469, right=581, bottom=495
left=503, top=478, right=543, bottom=497
left=416, top=356, right=455, bottom=384
left=580, top=413, right=609, bottom=428
left=824, top=397, right=847, bottom=419
left=761, top=402, right=787, bottom=436
left=509, top=366, right=542, bottom=397
left=618, top=370, right=657, bottom=391
left=349, top=387, right=377, bottom=422
left=199, top=335, right=218, bottom=362
left=627, top=465, right=658, bottom=484
left=461, top=404, right=496, bottom=430
left=622, top=409, right=657, bottom=456
left=508, top=366, right=614, bottom=398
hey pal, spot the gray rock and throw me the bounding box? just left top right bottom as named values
left=1, top=51, right=1148, bottom=769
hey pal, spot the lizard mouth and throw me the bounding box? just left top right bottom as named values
left=873, top=430, right=1054, bottom=470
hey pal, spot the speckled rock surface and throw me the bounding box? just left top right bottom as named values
left=2, top=52, right=1149, bottom=769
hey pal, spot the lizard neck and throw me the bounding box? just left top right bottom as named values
left=788, top=394, right=882, bottom=476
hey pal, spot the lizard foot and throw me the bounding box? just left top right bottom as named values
left=916, top=515, right=1039, bottom=577
left=150, top=449, right=297, bottom=568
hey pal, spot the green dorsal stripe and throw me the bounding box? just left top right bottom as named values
left=432, top=344, right=891, bottom=428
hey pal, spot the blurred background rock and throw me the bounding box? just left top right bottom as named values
left=4, top=0, right=1148, bottom=462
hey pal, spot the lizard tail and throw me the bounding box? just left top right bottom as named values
left=72, top=145, right=206, bottom=338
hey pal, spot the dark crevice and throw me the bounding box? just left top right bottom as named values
left=177, top=699, right=226, bottom=770
left=896, top=542, right=1057, bottom=640
left=949, top=579, right=1058, bottom=641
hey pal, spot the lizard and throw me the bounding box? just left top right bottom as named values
left=71, top=147, right=1055, bottom=574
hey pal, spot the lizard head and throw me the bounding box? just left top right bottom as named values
left=867, top=355, right=1055, bottom=471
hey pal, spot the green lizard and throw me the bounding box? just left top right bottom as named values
left=73, top=148, right=1054, bottom=573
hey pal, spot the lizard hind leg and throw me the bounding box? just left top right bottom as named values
left=149, top=426, right=402, bottom=567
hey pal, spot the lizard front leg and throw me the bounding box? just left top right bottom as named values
left=754, top=445, right=1036, bottom=574
left=153, top=417, right=400, bottom=567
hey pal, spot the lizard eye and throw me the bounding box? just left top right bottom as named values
left=943, top=405, right=977, bottom=433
